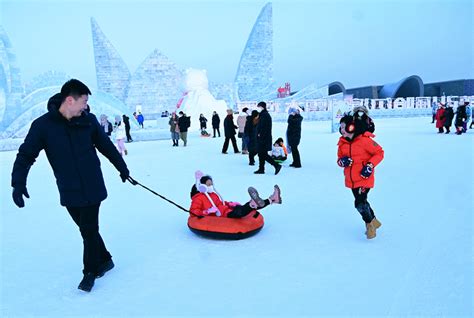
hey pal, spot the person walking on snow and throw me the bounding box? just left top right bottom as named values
left=337, top=114, right=384, bottom=239
left=237, top=107, right=249, bottom=154
left=212, top=111, right=221, bottom=138
left=11, top=79, right=131, bottom=292
left=122, top=114, right=133, bottom=142
left=254, top=101, right=281, bottom=175
left=286, top=107, right=303, bottom=168
left=114, top=115, right=127, bottom=155
left=169, top=112, right=180, bottom=146
left=222, top=109, right=240, bottom=154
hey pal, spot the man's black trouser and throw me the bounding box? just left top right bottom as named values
left=289, top=144, right=301, bottom=166
left=351, top=188, right=376, bottom=223
left=222, top=136, right=239, bottom=153
left=67, top=203, right=111, bottom=275
left=257, top=149, right=278, bottom=171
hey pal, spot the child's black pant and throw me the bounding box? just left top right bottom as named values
left=351, top=187, right=375, bottom=223
left=227, top=199, right=270, bottom=218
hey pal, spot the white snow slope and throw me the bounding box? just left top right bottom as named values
left=0, top=117, right=472, bottom=317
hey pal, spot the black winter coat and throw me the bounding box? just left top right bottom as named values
left=455, top=105, right=467, bottom=126
left=123, top=115, right=130, bottom=129
left=286, top=114, right=303, bottom=147
left=199, top=116, right=208, bottom=129
left=244, top=116, right=258, bottom=152
left=178, top=116, right=191, bottom=132
left=212, top=114, right=220, bottom=128
left=11, top=93, right=129, bottom=207
left=444, top=108, right=454, bottom=126
left=223, top=115, right=237, bottom=137
left=256, top=109, right=273, bottom=152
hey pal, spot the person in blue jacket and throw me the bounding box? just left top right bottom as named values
left=11, top=79, right=131, bottom=292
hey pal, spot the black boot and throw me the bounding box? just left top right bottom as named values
left=96, top=259, right=115, bottom=278
left=274, top=164, right=282, bottom=175
left=78, top=272, right=96, bottom=292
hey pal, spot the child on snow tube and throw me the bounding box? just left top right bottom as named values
left=189, top=170, right=282, bottom=218
left=271, top=137, right=288, bottom=162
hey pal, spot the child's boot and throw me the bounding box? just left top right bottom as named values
left=248, top=187, right=265, bottom=208
left=372, top=217, right=382, bottom=230
left=268, top=185, right=282, bottom=204
left=365, top=222, right=376, bottom=239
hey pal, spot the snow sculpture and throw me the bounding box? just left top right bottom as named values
left=178, top=68, right=228, bottom=131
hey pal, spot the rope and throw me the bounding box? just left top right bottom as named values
left=127, top=176, right=198, bottom=216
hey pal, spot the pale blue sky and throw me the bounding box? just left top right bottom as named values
left=1, top=0, right=472, bottom=91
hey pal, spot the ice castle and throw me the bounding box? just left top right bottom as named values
left=0, top=3, right=280, bottom=139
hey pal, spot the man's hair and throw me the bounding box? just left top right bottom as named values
left=60, top=79, right=91, bottom=102
left=257, top=101, right=267, bottom=109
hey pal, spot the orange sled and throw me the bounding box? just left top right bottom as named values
left=188, top=211, right=264, bottom=240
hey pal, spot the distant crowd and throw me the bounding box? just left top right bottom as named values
left=167, top=102, right=303, bottom=174
left=432, top=101, right=472, bottom=135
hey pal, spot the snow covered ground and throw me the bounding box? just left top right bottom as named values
left=0, top=117, right=472, bottom=317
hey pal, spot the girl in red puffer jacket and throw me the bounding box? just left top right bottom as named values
left=190, top=171, right=281, bottom=218
left=337, top=114, right=384, bottom=239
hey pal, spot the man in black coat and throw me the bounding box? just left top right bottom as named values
left=221, top=109, right=240, bottom=154
left=122, top=114, right=133, bottom=142
left=244, top=110, right=259, bottom=165
left=254, top=101, right=281, bottom=175
left=211, top=111, right=221, bottom=137
left=286, top=108, right=303, bottom=168
left=11, top=79, right=131, bottom=292
left=177, top=111, right=191, bottom=146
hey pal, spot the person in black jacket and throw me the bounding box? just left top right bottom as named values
left=178, top=111, right=191, bottom=146
left=211, top=111, right=221, bottom=137
left=221, top=109, right=240, bottom=154
left=286, top=107, right=303, bottom=168
left=454, top=103, right=467, bottom=135
left=254, top=101, right=281, bottom=175
left=11, top=79, right=131, bottom=292
left=122, top=114, right=133, bottom=142
left=244, top=110, right=259, bottom=165
left=444, top=106, right=454, bottom=134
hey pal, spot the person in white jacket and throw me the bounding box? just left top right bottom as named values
left=114, top=115, right=128, bottom=156
left=236, top=107, right=249, bottom=154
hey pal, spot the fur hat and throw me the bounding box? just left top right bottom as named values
left=200, top=175, right=212, bottom=185
left=353, top=105, right=369, bottom=116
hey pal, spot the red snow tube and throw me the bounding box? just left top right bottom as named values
left=188, top=211, right=264, bottom=240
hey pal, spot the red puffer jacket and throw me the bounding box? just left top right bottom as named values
left=337, top=132, right=384, bottom=189
left=190, top=192, right=233, bottom=217
left=435, top=108, right=446, bottom=128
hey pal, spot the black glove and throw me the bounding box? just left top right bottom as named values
left=337, top=156, right=353, bottom=167
left=12, top=186, right=30, bottom=208
left=360, top=163, right=374, bottom=179
left=120, top=170, right=130, bottom=183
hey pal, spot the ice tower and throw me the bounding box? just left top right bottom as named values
left=91, top=18, right=131, bottom=103
left=234, top=2, right=274, bottom=102
left=0, top=26, right=23, bottom=128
